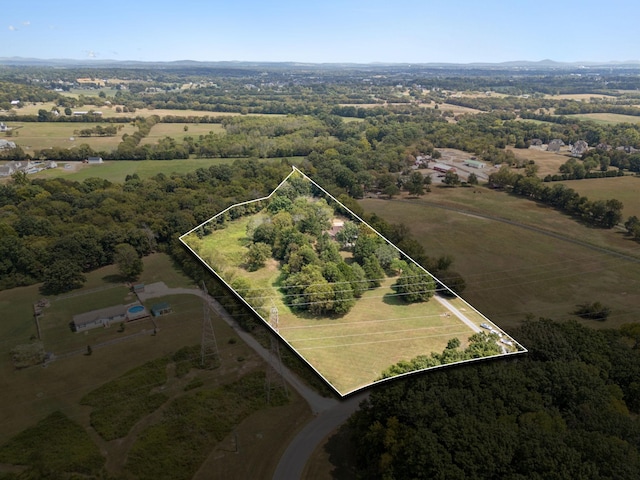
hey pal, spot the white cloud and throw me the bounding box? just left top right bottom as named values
left=22, top=21, right=30, bottom=27
left=8, top=25, right=16, bottom=31
left=85, top=50, right=98, bottom=58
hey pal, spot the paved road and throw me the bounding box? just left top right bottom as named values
left=272, top=391, right=368, bottom=480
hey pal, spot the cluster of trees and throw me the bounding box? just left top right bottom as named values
left=75, top=124, right=122, bottom=137
left=379, top=332, right=504, bottom=379
left=545, top=156, right=626, bottom=181
left=349, top=318, right=640, bottom=479
left=237, top=176, right=438, bottom=316
left=0, top=159, right=295, bottom=293
left=489, top=166, right=624, bottom=228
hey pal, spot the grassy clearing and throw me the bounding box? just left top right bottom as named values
left=565, top=113, right=640, bottom=125
left=545, top=93, right=618, bottom=101
left=139, top=122, right=225, bottom=145
left=558, top=176, right=640, bottom=219
left=31, top=157, right=288, bottom=183
left=32, top=158, right=233, bottom=183
left=280, top=277, right=469, bottom=394
left=506, top=145, right=571, bottom=176
left=360, top=190, right=640, bottom=331
left=7, top=122, right=137, bottom=151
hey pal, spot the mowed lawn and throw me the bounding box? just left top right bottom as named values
left=360, top=190, right=640, bottom=330
left=278, top=277, right=472, bottom=394
left=184, top=209, right=500, bottom=395
left=559, top=176, right=640, bottom=219
left=6, top=122, right=137, bottom=151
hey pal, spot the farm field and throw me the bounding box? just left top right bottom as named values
left=29, top=157, right=286, bottom=183
left=545, top=93, right=618, bottom=101
left=4, top=122, right=137, bottom=151
left=559, top=175, right=640, bottom=219
left=565, top=113, right=640, bottom=125
left=182, top=169, right=522, bottom=395
left=360, top=189, right=640, bottom=331
left=10, top=102, right=274, bottom=119
left=139, top=122, right=225, bottom=145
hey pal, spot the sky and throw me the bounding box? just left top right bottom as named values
left=1, top=0, right=638, bottom=64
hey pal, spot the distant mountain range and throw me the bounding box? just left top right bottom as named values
left=1, top=57, right=640, bottom=70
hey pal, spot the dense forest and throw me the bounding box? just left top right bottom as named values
left=349, top=318, right=640, bottom=479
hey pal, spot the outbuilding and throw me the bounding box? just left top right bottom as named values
left=432, top=163, right=456, bottom=173
left=464, top=159, right=486, bottom=169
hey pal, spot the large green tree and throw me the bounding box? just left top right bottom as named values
left=392, top=263, right=435, bottom=303
left=42, top=260, right=86, bottom=295
left=114, top=243, right=143, bottom=281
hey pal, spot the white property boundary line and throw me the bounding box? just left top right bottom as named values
left=179, top=166, right=528, bottom=397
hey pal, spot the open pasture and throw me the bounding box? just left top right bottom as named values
left=32, top=158, right=240, bottom=183
left=6, top=121, right=137, bottom=151
left=565, top=113, right=640, bottom=125
left=360, top=189, right=640, bottom=331
left=559, top=175, right=640, bottom=219
left=545, top=93, right=618, bottom=101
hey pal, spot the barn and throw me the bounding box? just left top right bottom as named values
left=432, top=163, right=456, bottom=173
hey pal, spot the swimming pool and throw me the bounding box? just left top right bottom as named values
left=128, top=305, right=145, bottom=314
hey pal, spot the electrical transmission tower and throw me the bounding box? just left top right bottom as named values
left=265, top=304, right=288, bottom=404
left=200, top=281, right=220, bottom=369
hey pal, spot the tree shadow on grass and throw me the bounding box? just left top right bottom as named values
left=322, top=423, right=359, bottom=479
left=382, top=292, right=404, bottom=306
left=102, top=274, right=127, bottom=284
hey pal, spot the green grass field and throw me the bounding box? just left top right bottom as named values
left=559, top=176, right=640, bottom=219
left=566, top=113, right=640, bottom=125
left=30, top=158, right=234, bottom=183
left=360, top=188, right=640, bottom=331
left=182, top=194, right=515, bottom=395
left=5, top=122, right=137, bottom=151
